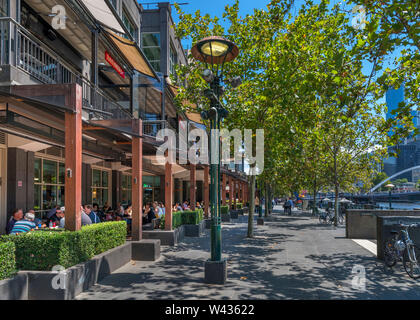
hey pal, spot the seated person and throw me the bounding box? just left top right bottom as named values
left=124, top=205, right=132, bottom=218
left=10, top=212, right=36, bottom=234
left=27, top=209, right=41, bottom=226
left=47, top=206, right=62, bottom=226
left=174, top=203, right=183, bottom=212
left=92, top=203, right=105, bottom=222
left=85, top=205, right=101, bottom=224
left=152, top=201, right=164, bottom=219
left=6, top=209, right=23, bottom=234
left=159, top=202, right=165, bottom=215
left=80, top=205, right=93, bottom=226
left=142, top=204, right=151, bottom=225
left=103, top=202, right=111, bottom=214
left=182, top=201, right=189, bottom=210
left=57, top=209, right=65, bottom=228
left=105, top=210, right=114, bottom=221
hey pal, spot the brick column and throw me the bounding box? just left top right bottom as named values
left=165, top=156, right=173, bottom=230
left=190, top=164, right=196, bottom=210
left=222, top=174, right=227, bottom=205
left=233, top=179, right=237, bottom=210
left=229, top=176, right=234, bottom=210
left=65, top=84, right=83, bottom=231
left=131, top=119, right=143, bottom=241
left=242, top=182, right=246, bottom=205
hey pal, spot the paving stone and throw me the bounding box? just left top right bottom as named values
left=75, top=206, right=420, bottom=300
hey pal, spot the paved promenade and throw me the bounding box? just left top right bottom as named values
left=76, top=207, right=420, bottom=300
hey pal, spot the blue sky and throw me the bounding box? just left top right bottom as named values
left=169, top=0, right=271, bottom=50
left=161, top=0, right=406, bottom=111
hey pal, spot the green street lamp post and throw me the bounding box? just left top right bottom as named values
left=385, top=183, right=395, bottom=210
left=192, top=36, right=239, bottom=284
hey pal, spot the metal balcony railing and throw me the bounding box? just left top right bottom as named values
left=0, top=17, right=132, bottom=121
left=142, top=120, right=178, bottom=138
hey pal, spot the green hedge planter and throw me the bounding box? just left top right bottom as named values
left=221, top=206, right=229, bottom=215
left=0, top=221, right=127, bottom=271
left=0, top=242, right=16, bottom=280
left=160, top=209, right=204, bottom=230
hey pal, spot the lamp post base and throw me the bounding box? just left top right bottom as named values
left=204, top=259, right=227, bottom=285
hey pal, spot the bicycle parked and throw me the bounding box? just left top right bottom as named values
left=384, top=223, right=420, bottom=279
left=318, top=209, right=344, bottom=225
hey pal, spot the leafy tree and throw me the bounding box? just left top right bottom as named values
left=372, top=172, right=389, bottom=191
left=172, top=0, right=415, bottom=231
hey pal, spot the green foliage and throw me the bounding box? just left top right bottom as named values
left=0, top=222, right=126, bottom=271
left=0, top=242, right=16, bottom=280
left=173, top=0, right=416, bottom=229
left=371, top=172, right=389, bottom=191
left=160, top=210, right=204, bottom=230
left=182, top=209, right=204, bottom=225
left=236, top=203, right=243, bottom=209
left=393, top=178, right=408, bottom=186
left=221, top=206, right=229, bottom=214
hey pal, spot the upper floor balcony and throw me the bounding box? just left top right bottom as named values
left=0, top=16, right=183, bottom=140
left=0, top=17, right=133, bottom=122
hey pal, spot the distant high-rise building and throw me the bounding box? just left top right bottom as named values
left=383, top=85, right=420, bottom=182
left=386, top=85, right=405, bottom=121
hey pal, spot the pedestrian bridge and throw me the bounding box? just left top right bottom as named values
left=369, top=165, right=420, bottom=193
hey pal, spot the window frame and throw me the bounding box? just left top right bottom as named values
left=121, top=6, right=138, bottom=42
left=91, top=167, right=112, bottom=207
left=141, top=32, right=161, bottom=72
left=0, top=0, right=9, bottom=17
left=169, top=43, right=178, bottom=78
left=34, top=156, right=65, bottom=219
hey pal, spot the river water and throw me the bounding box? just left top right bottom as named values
left=376, top=202, right=420, bottom=210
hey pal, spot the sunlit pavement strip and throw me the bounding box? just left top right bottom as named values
left=352, top=239, right=377, bottom=256
left=76, top=207, right=420, bottom=300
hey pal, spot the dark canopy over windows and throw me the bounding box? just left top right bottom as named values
left=0, top=0, right=8, bottom=16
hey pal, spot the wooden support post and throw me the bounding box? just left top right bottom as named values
left=204, top=166, right=210, bottom=218
left=242, top=182, right=246, bottom=205
left=222, top=174, right=227, bottom=206
left=190, top=164, right=196, bottom=210
left=65, top=84, right=83, bottom=231
left=229, top=176, right=234, bottom=210
left=233, top=179, right=237, bottom=210
left=132, top=119, right=143, bottom=241
left=165, top=154, right=173, bottom=231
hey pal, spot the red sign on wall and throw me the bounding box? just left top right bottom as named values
left=105, top=51, right=125, bottom=79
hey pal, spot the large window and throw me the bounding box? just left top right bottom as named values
left=143, top=176, right=161, bottom=204
left=169, top=45, right=178, bottom=78
left=92, top=169, right=110, bottom=207
left=121, top=174, right=132, bottom=204
left=0, top=0, right=8, bottom=16
left=109, top=0, right=117, bottom=10
left=34, top=158, right=65, bottom=218
left=122, top=7, right=138, bottom=42
left=141, top=32, right=160, bottom=72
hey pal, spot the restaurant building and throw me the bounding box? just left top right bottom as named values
left=0, top=0, right=248, bottom=238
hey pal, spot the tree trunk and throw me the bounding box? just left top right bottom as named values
left=265, top=182, right=269, bottom=217
left=334, top=184, right=339, bottom=227
left=333, top=152, right=338, bottom=227
left=312, top=177, right=317, bottom=215
left=248, top=164, right=256, bottom=238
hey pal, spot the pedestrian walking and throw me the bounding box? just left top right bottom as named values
left=255, top=195, right=260, bottom=214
